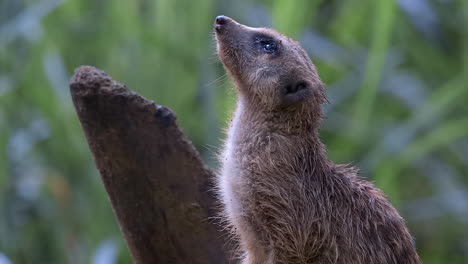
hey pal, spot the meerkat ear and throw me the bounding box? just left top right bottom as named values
left=280, top=81, right=312, bottom=105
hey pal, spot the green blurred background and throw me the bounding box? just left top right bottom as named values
left=1, top=0, right=468, bottom=263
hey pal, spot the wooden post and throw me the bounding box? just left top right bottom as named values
left=69, top=66, right=230, bottom=264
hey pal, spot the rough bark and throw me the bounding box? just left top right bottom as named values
left=69, top=66, right=230, bottom=264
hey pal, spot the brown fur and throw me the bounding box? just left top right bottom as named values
left=214, top=16, right=420, bottom=264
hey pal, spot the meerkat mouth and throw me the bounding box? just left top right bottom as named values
left=213, top=15, right=246, bottom=76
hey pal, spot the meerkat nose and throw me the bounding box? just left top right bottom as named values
left=215, top=15, right=228, bottom=25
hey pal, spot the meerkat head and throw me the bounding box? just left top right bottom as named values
left=214, top=15, right=327, bottom=111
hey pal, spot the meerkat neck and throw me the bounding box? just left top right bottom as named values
left=231, top=95, right=332, bottom=174
left=236, top=93, right=322, bottom=138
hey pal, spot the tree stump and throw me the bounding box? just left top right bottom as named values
left=69, top=66, right=230, bottom=264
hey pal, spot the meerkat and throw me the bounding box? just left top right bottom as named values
left=214, top=15, right=420, bottom=264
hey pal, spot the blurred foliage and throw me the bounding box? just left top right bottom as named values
left=0, top=0, right=467, bottom=263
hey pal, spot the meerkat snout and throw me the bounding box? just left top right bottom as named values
left=214, top=15, right=230, bottom=27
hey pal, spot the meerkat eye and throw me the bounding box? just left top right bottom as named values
left=254, top=35, right=278, bottom=54
left=260, top=40, right=277, bottom=53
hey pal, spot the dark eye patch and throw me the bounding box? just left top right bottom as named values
left=253, top=34, right=279, bottom=54
left=259, top=40, right=277, bottom=53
